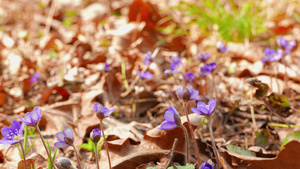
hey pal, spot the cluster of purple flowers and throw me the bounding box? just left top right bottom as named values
left=261, top=48, right=282, bottom=63
left=261, top=36, right=296, bottom=63
left=197, top=53, right=211, bottom=62
left=278, top=36, right=296, bottom=55
left=199, top=62, right=217, bottom=77
left=159, top=84, right=216, bottom=130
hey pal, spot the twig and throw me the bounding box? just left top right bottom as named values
left=266, top=126, right=281, bottom=151
left=164, top=138, right=178, bottom=168
left=43, top=0, right=57, bottom=36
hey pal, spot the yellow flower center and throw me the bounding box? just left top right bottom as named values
left=14, top=136, right=19, bottom=140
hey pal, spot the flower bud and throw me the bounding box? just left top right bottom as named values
left=182, top=88, right=191, bottom=102
left=174, top=114, right=182, bottom=127
left=64, top=137, right=74, bottom=146
left=90, top=129, right=101, bottom=143
left=55, top=157, right=75, bottom=169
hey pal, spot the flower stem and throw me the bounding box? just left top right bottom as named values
left=19, top=141, right=27, bottom=169
left=72, top=144, right=82, bottom=169
left=94, top=143, right=100, bottom=169
left=99, top=120, right=112, bottom=169
left=35, top=126, right=56, bottom=169
left=179, top=125, right=189, bottom=164
left=208, top=116, right=220, bottom=169
left=183, top=102, right=201, bottom=165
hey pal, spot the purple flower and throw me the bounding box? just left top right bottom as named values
left=18, top=107, right=42, bottom=126
left=104, top=63, right=110, bottom=72
left=90, top=128, right=101, bottom=143
left=278, top=36, right=296, bottom=54
left=54, top=127, right=74, bottom=148
left=0, top=120, right=25, bottom=146
left=197, top=53, right=211, bottom=62
left=137, top=69, right=153, bottom=79
left=199, top=62, right=217, bottom=77
left=94, top=103, right=114, bottom=120
left=158, top=105, right=181, bottom=130
left=200, top=162, right=213, bottom=169
left=144, top=52, right=152, bottom=65
left=177, top=85, right=199, bottom=101
left=261, top=48, right=282, bottom=63
left=29, top=72, right=40, bottom=83
left=170, top=55, right=183, bottom=74
left=216, top=41, right=228, bottom=53
left=191, top=99, right=216, bottom=115
left=184, top=72, right=195, bottom=82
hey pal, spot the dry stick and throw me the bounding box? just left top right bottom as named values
left=19, top=142, right=27, bottom=169
left=208, top=116, right=220, bottom=169
left=35, top=126, right=56, bottom=169
left=72, top=144, right=82, bottom=169
left=94, top=143, right=100, bottom=169
left=283, top=59, right=289, bottom=96
left=183, top=102, right=201, bottom=165
left=164, top=138, right=178, bottom=168
left=43, top=0, right=57, bottom=36
left=266, top=126, right=281, bottom=151
left=179, top=125, right=189, bottom=164
left=99, top=120, right=112, bottom=169
left=249, top=87, right=257, bottom=127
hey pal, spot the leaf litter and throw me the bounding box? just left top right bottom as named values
left=0, top=0, right=300, bottom=169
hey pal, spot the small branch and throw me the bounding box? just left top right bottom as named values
left=164, top=138, right=178, bottom=168
left=266, top=126, right=281, bottom=151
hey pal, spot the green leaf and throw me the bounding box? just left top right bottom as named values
left=77, top=136, right=105, bottom=153
left=255, top=129, right=269, bottom=148
left=167, top=163, right=195, bottom=169
left=77, top=138, right=95, bottom=153
left=226, top=144, right=256, bottom=157
left=281, top=131, right=300, bottom=148
left=268, top=93, right=290, bottom=109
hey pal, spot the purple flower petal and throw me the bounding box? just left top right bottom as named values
left=64, top=127, right=73, bottom=140
left=56, top=132, right=66, bottom=142
left=200, top=162, right=213, bottom=169
left=54, top=142, right=69, bottom=148
left=184, top=72, right=195, bottom=82
left=159, top=121, right=177, bottom=130
left=191, top=107, right=201, bottom=115
left=176, top=85, right=184, bottom=98
left=208, top=99, right=216, bottom=113
left=164, top=110, right=176, bottom=122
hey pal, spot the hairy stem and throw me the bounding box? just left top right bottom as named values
left=72, top=144, right=82, bottom=169
left=19, top=141, right=27, bottom=169
left=94, top=143, right=100, bottom=169
left=35, top=126, right=56, bottom=169
left=208, top=116, right=220, bottom=169
left=99, top=120, right=112, bottom=169
left=183, top=102, right=201, bottom=165
left=179, top=125, right=189, bottom=164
